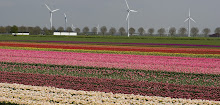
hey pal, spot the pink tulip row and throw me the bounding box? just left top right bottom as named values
left=0, top=49, right=219, bottom=74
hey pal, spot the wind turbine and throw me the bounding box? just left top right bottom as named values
left=45, top=4, right=59, bottom=30
left=71, top=24, right=75, bottom=32
left=167, top=26, right=170, bottom=36
left=125, top=0, right=137, bottom=37
left=64, top=13, right=67, bottom=31
left=145, top=28, right=148, bottom=35
left=97, top=24, right=99, bottom=35
left=184, top=8, right=196, bottom=37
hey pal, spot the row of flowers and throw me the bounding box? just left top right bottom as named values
left=1, top=62, right=219, bottom=87
left=1, top=46, right=220, bottom=58
left=1, top=42, right=220, bottom=54
left=1, top=71, right=219, bottom=101
left=1, top=83, right=219, bottom=105
left=0, top=49, right=219, bottom=74
left=3, top=40, right=220, bottom=48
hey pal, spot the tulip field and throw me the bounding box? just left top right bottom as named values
left=0, top=36, right=220, bottom=104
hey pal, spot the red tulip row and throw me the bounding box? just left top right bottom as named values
left=1, top=71, right=219, bottom=101
left=1, top=42, right=220, bottom=54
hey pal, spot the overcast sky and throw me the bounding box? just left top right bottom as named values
left=0, top=0, right=219, bottom=33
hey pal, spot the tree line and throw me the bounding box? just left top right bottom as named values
left=0, top=25, right=220, bottom=37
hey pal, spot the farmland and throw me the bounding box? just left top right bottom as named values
left=0, top=35, right=219, bottom=104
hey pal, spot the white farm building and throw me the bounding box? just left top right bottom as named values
left=12, top=32, right=30, bottom=35
left=53, top=32, right=77, bottom=36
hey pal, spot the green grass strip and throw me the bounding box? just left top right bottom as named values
left=1, top=35, right=220, bottom=46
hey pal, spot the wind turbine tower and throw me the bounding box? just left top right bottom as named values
left=125, top=0, right=137, bottom=37
left=64, top=13, right=67, bottom=31
left=45, top=4, right=59, bottom=30
left=97, top=24, right=99, bottom=35
left=184, top=8, right=196, bottom=37
left=167, top=26, right=170, bottom=36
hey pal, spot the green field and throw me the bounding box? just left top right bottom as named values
left=0, top=35, right=220, bottom=46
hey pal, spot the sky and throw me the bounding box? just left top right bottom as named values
left=0, top=0, right=219, bottom=33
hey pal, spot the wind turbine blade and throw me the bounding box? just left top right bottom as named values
left=184, top=18, right=189, bottom=22
left=45, top=4, right=51, bottom=11
left=52, top=9, right=59, bottom=12
left=190, top=18, right=196, bottom=23
left=126, top=12, right=130, bottom=21
left=125, top=0, right=130, bottom=9
left=189, top=8, right=191, bottom=17
left=130, top=10, right=137, bottom=12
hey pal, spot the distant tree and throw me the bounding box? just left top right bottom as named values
left=138, top=27, right=145, bottom=36
left=191, top=27, right=199, bottom=37
left=43, top=27, right=50, bottom=35
left=83, top=26, right=89, bottom=35
left=214, top=27, right=220, bottom=34
left=57, top=27, right=64, bottom=32
left=75, top=28, right=80, bottom=35
left=202, top=28, right=211, bottom=37
left=178, top=27, right=187, bottom=37
left=0, top=26, right=6, bottom=33
left=148, top=28, right=154, bottom=36
left=157, top=28, right=165, bottom=37
left=10, top=25, right=18, bottom=35
left=92, top=27, right=98, bottom=35
left=66, top=27, right=73, bottom=32
left=169, top=27, right=176, bottom=37
left=51, top=26, right=56, bottom=32
left=129, top=27, right=135, bottom=36
left=119, top=27, right=126, bottom=36
left=109, top=27, right=116, bottom=35
left=5, top=26, right=11, bottom=33
left=43, top=27, right=48, bottom=32
left=18, top=26, right=27, bottom=32
left=33, top=26, right=42, bottom=35
left=100, top=26, right=107, bottom=35
left=27, top=27, right=34, bottom=35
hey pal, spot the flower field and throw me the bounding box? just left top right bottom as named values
left=0, top=38, right=219, bottom=104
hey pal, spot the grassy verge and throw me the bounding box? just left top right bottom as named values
left=1, top=62, right=219, bottom=87
left=0, top=35, right=220, bottom=46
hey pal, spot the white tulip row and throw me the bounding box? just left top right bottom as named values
left=0, top=83, right=219, bottom=105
